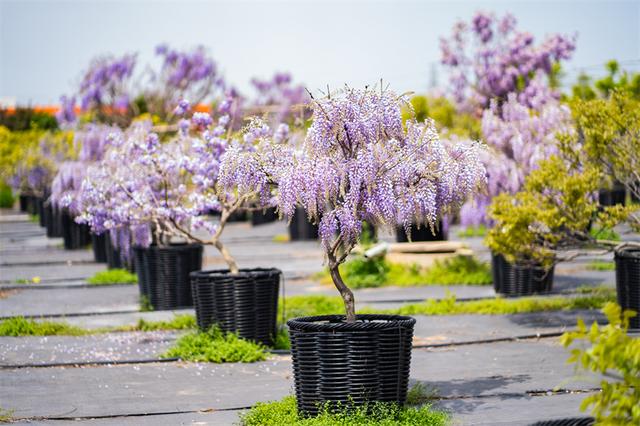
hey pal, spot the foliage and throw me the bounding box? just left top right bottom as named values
left=240, top=395, right=449, bottom=426
left=0, top=107, right=58, bottom=131
left=0, top=407, right=13, bottom=422
left=87, top=268, right=138, bottom=285
left=387, top=288, right=615, bottom=316
left=571, top=60, right=640, bottom=101
left=115, top=314, right=197, bottom=332
left=402, top=95, right=481, bottom=139
left=560, top=303, right=640, bottom=425
left=315, top=255, right=492, bottom=288
left=0, top=317, right=88, bottom=336
left=280, top=295, right=346, bottom=322
left=486, top=156, right=627, bottom=267
left=0, top=182, right=14, bottom=208
left=456, top=225, right=487, bottom=238
left=162, top=326, right=267, bottom=363
left=586, top=260, right=616, bottom=271
left=565, top=91, right=640, bottom=228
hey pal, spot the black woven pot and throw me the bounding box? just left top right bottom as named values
left=251, top=207, right=279, bottom=226
left=91, top=233, right=108, bottom=263
left=288, top=208, right=318, bottom=241
left=288, top=314, right=415, bottom=416
left=26, top=195, right=37, bottom=215
left=529, top=417, right=594, bottom=426
left=598, top=182, right=626, bottom=206
left=36, top=197, right=46, bottom=227
left=396, top=221, right=447, bottom=242
left=491, top=253, right=554, bottom=296
left=19, top=194, right=28, bottom=212
left=190, top=268, right=281, bottom=346
left=615, top=247, right=640, bottom=329
left=61, top=210, right=91, bottom=250
left=133, top=244, right=203, bottom=310
left=44, top=204, right=62, bottom=238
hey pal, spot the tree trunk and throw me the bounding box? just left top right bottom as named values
left=214, top=239, right=239, bottom=274
left=329, top=263, right=356, bottom=322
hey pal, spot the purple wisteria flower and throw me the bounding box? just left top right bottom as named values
left=78, top=54, right=136, bottom=113
left=440, top=11, right=576, bottom=113
left=249, top=72, right=310, bottom=124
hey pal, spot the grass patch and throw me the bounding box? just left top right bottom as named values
left=381, top=288, right=616, bottom=316
left=240, top=394, right=448, bottom=425
left=14, top=276, right=40, bottom=284
left=140, top=295, right=154, bottom=312
left=456, top=224, right=487, bottom=238
left=0, top=407, right=13, bottom=422
left=586, top=260, right=616, bottom=271
left=273, top=234, right=290, bottom=243
left=115, top=314, right=197, bottom=332
left=280, top=295, right=346, bottom=322
left=87, top=268, right=137, bottom=285
left=314, top=255, right=491, bottom=289
left=590, top=227, right=620, bottom=241
left=0, top=317, right=88, bottom=336
left=163, top=326, right=267, bottom=363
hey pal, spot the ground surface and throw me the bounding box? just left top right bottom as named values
left=0, top=209, right=628, bottom=425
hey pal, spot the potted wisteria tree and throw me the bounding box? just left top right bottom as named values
left=228, top=87, right=486, bottom=413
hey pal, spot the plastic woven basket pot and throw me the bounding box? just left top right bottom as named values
left=61, top=210, right=91, bottom=250
left=598, top=182, right=626, bottom=207
left=288, top=208, right=319, bottom=241
left=491, top=253, right=554, bottom=296
left=91, top=233, right=108, bottom=263
left=251, top=207, right=279, bottom=226
left=44, top=204, right=62, bottom=238
left=133, top=244, right=203, bottom=310
left=529, top=417, right=594, bottom=426
left=287, top=314, right=415, bottom=416
left=615, top=247, right=640, bottom=329
left=19, top=194, right=28, bottom=212
left=105, top=236, right=125, bottom=269
left=190, top=268, right=281, bottom=347
left=396, top=221, right=447, bottom=242
left=36, top=197, right=46, bottom=227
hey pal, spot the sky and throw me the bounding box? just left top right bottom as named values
left=1, top=0, right=639, bottom=105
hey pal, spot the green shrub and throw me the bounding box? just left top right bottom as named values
left=0, top=317, right=88, bottom=336
left=586, top=260, right=616, bottom=271
left=314, top=255, right=491, bottom=289
left=561, top=303, right=640, bottom=424
left=240, top=395, right=449, bottom=426
left=456, top=225, right=487, bottom=238
left=0, top=182, right=13, bottom=208
left=87, top=268, right=138, bottom=285
left=162, top=326, right=267, bottom=363
left=115, top=314, right=197, bottom=332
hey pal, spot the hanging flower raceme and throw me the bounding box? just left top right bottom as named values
left=460, top=93, right=573, bottom=226
left=440, top=11, right=576, bottom=113
left=78, top=53, right=136, bottom=113
left=249, top=72, right=311, bottom=124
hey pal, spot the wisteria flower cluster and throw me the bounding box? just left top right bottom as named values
left=440, top=11, right=576, bottom=113
left=460, top=93, right=572, bottom=226
left=78, top=54, right=137, bottom=113
left=223, top=87, right=487, bottom=320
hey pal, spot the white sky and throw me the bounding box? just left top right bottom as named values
left=1, top=0, right=639, bottom=105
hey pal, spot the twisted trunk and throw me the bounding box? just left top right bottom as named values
left=329, top=262, right=356, bottom=323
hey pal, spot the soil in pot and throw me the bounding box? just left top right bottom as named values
left=133, top=243, right=203, bottom=310
left=614, top=247, right=640, bottom=329
left=491, top=253, right=554, bottom=296
left=191, top=268, right=281, bottom=346
left=287, top=314, right=415, bottom=416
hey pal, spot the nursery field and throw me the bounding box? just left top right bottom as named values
left=1, top=208, right=634, bottom=425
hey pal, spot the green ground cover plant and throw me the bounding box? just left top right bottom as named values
left=561, top=303, right=640, bottom=425
left=456, top=225, right=487, bottom=238
left=314, top=255, right=492, bottom=289
left=586, top=260, right=616, bottom=271
left=241, top=388, right=448, bottom=426
left=87, top=268, right=138, bottom=285
left=0, top=183, right=14, bottom=208
left=0, top=317, right=88, bottom=336
left=162, top=326, right=267, bottom=363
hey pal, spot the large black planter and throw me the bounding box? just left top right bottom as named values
left=26, top=195, right=37, bottom=215
left=36, top=197, right=46, bottom=227
left=529, top=418, right=594, bottom=426
left=105, top=235, right=125, bottom=269
left=598, top=182, right=626, bottom=206
left=288, top=208, right=318, bottom=241
left=61, top=210, right=91, bottom=250
left=91, top=233, right=108, bottom=263
left=251, top=207, right=279, bottom=226
left=190, top=268, right=281, bottom=346
left=19, top=194, right=28, bottom=212
left=44, top=204, right=63, bottom=238
left=288, top=314, right=415, bottom=416
left=614, top=247, right=640, bottom=329
left=133, top=244, right=203, bottom=310
left=492, top=253, right=554, bottom=296
left=396, top=221, right=447, bottom=242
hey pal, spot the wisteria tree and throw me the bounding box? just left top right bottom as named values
left=248, top=72, right=311, bottom=124
left=459, top=91, right=572, bottom=226
left=78, top=99, right=293, bottom=272
left=225, top=87, right=486, bottom=321
left=440, top=11, right=576, bottom=114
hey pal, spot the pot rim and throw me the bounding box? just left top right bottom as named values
left=287, top=314, right=415, bottom=331
left=190, top=267, right=281, bottom=279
